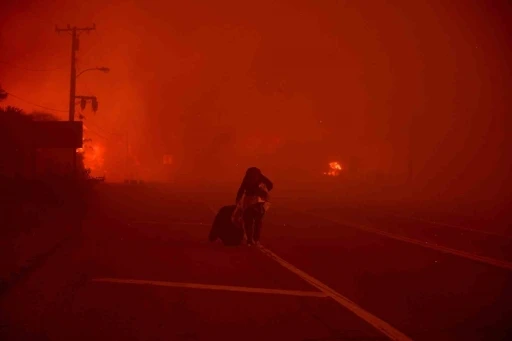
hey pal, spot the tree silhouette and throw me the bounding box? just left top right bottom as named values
left=0, top=86, right=7, bottom=101
left=30, top=111, right=61, bottom=121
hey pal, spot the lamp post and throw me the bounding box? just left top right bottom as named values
left=70, top=66, right=109, bottom=121
left=76, top=66, right=110, bottom=79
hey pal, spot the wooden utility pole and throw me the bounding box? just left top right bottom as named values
left=56, top=24, right=96, bottom=176
left=56, top=24, right=96, bottom=122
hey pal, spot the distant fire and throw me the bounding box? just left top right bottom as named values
left=77, top=137, right=105, bottom=175
left=85, top=143, right=105, bottom=172
left=324, top=161, right=343, bottom=176
left=76, top=125, right=106, bottom=176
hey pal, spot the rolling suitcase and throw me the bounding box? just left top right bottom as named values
left=209, top=205, right=245, bottom=246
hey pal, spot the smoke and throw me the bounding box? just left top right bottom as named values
left=1, top=0, right=511, bottom=212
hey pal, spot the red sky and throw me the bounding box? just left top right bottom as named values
left=1, top=0, right=511, bottom=205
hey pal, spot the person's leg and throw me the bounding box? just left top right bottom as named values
left=243, top=205, right=255, bottom=244
left=253, top=203, right=265, bottom=243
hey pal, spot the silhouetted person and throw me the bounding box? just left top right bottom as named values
left=235, top=167, right=273, bottom=246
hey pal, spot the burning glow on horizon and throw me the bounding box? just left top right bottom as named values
left=77, top=133, right=105, bottom=175
left=324, top=161, right=343, bottom=176
left=76, top=125, right=106, bottom=175
left=85, top=143, right=105, bottom=172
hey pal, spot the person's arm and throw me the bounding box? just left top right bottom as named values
left=261, top=175, right=273, bottom=192
left=236, top=180, right=246, bottom=203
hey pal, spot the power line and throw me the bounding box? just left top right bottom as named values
left=86, top=122, right=111, bottom=136
left=87, top=120, right=123, bottom=137
left=5, top=92, right=68, bottom=112
left=85, top=127, right=110, bottom=140
left=79, top=30, right=101, bottom=60
left=0, top=60, right=66, bottom=72
left=83, top=122, right=113, bottom=140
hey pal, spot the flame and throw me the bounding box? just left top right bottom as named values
left=324, top=161, right=343, bottom=176
left=85, top=143, right=105, bottom=172
left=75, top=125, right=106, bottom=176
left=80, top=139, right=105, bottom=175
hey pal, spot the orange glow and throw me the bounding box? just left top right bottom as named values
left=78, top=126, right=105, bottom=176
left=324, top=161, right=343, bottom=176
left=82, top=138, right=105, bottom=175
left=0, top=0, right=509, bottom=204
left=163, top=154, right=173, bottom=165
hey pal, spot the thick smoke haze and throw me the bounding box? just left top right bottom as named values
left=1, top=1, right=511, bottom=213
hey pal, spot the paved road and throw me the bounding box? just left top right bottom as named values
left=1, top=184, right=511, bottom=340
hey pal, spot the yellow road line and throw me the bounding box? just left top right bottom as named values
left=130, top=221, right=207, bottom=226
left=354, top=223, right=512, bottom=271
left=396, top=215, right=512, bottom=239
left=314, top=214, right=512, bottom=271
left=287, top=206, right=512, bottom=271
left=92, top=278, right=328, bottom=298
left=257, top=245, right=413, bottom=341
left=358, top=206, right=512, bottom=239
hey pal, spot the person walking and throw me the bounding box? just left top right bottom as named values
left=235, top=167, right=273, bottom=246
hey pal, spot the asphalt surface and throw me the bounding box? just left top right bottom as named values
left=1, top=183, right=511, bottom=340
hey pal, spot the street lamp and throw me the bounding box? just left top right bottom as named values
left=76, top=66, right=110, bottom=79
left=70, top=66, right=109, bottom=121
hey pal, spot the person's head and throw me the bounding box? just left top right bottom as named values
left=245, top=167, right=261, bottom=184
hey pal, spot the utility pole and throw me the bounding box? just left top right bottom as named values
left=56, top=24, right=95, bottom=177
left=56, top=24, right=96, bottom=122
left=126, top=133, right=131, bottom=182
